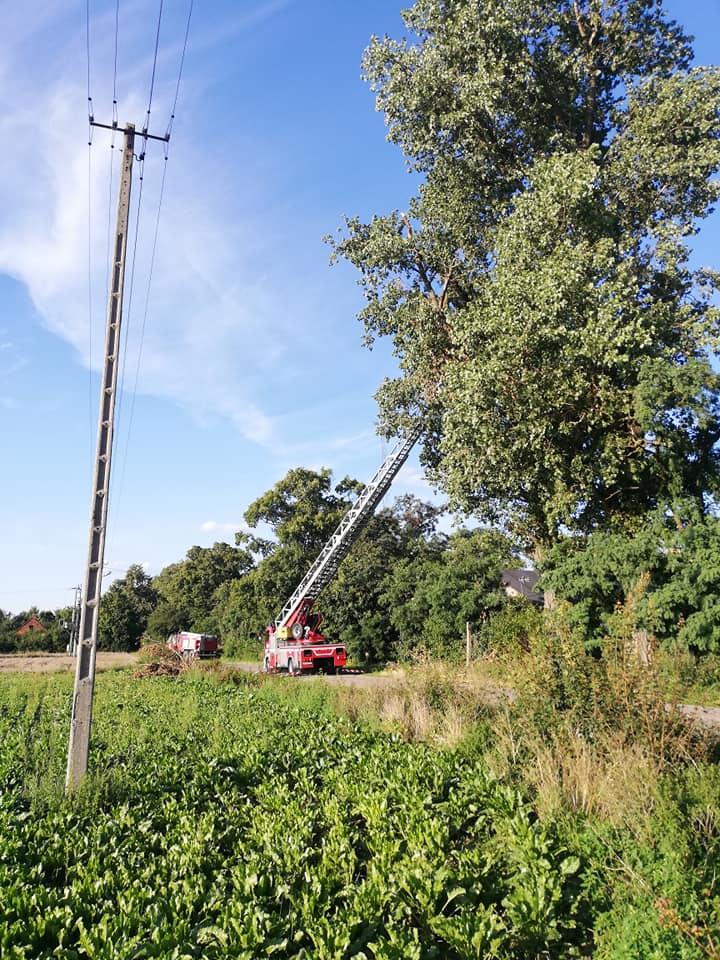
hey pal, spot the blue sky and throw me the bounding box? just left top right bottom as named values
left=1, top=0, right=719, bottom=614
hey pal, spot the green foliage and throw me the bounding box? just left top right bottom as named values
left=322, top=497, right=448, bottom=663
left=3, top=668, right=719, bottom=959
left=152, top=542, right=251, bottom=634
left=591, top=765, right=720, bottom=959
left=329, top=0, right=720, bottom=547
left=98, top=564, right=156, bottom=651
left=0, top=608, right=68, bottom=654
left=144, top=599, right=188, bottom=643
left=212, top=468, right=363, bottom=650
left=241, top=467, right=360, bottom=555
left=479, top=599, right=545, bottom=658
left=0, top=672, right=585, bottom=959
left=384, top=527, right=515, bottom=661
left=543, top=505, right=720, bottom=652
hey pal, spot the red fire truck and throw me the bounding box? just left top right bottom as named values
left=264, top=598, right=346, bottom=674
left=262, top=429, right=419, bottom=675
left=167, top=631, right=220, bottom=659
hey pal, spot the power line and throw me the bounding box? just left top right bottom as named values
left=87, top=141, right=94, bottom=463
left=143, top=0, right=164, bottom=144
left=112, top=0, right=120, bottom=128
left=86, top=0, right=95, bottom=465
left=165, top=0, right=194, bottom=141
left=85, top=0, right=92, bottom=130
left=104, top=132, right=119, bottom=308
left=71, top=0, right=195, bottom=786
left=113, top=153, right=170, bottom=521
left=106, top=3, right=194, bottom=557
left=110, top=154, right=147, bottom=498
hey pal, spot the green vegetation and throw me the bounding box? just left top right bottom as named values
left=0, top=608, right=70, bottom=654
left=329, top=0, right=720, bottom=553
left=1, top=661, right=718, bottom=958
left=10, top=0, right=716, bottom=675
left=5, top=2, right=720, bottom=951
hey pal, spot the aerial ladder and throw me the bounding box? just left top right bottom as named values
left=263, top=426, right=421, bottom=674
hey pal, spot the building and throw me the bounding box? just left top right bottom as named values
left=500, top=569, right=544, bottom=606
left=16, top=615, right=47, bottom=637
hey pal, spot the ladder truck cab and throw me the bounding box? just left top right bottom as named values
left=264, top=597, right=345, bottom=675
left=262, top=427, right=420, bottom=676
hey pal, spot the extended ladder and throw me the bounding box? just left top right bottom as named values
left=275, top=427, right=421, bottom=629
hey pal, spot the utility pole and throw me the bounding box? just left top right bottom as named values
left=66, top=123, right=135, bottom=791
left=67, top=584, right=81, bottom=656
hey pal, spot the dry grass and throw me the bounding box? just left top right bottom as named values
left=133, top=643, right=199, bottom=678
left=137, top=642, right=179, bottom=664
left=334, top=662, right=506, bottom=746
left=529, top=734, right=659, bottom=823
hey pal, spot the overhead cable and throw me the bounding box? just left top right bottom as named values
left=112, top=0, right=120, bottom=127
left=112, top=153, right=170, bottom=531
left=165, top=0, right=194, bottom=141
left=142, top=0, right=164, bottom=146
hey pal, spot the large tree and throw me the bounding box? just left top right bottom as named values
left=383, top=527, right=515, bottom=660
left=330, top=0, right=720, bottom=551
left=322, top=495, right=448, bottom=662
left=543, top=501, right=720, bottom=652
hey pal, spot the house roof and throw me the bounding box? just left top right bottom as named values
left=16, top=614, right=47, bottom=635
left=501, top=568, right=543, bottom=605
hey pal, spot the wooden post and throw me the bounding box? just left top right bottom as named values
left=466, top=621, right=471, bottom=668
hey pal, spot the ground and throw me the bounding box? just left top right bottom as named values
left=0, top=651, right=138, bottom=673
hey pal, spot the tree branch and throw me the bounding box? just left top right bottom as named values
left=402, top=213, right=440, bottom=307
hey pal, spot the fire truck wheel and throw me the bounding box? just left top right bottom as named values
left=287, top=657, right=295, bottom=676
left=291, top=623, right=304, bottom=640
left=262, top=657, right=270, bottom=673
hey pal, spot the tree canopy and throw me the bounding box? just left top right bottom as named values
left=220, top=469, right=363, bottom=642
left=98, top=564, right=156, bottom=651
left=151, top=542, right=252, bottom=635
left=330, top=0, right=720, bottom=550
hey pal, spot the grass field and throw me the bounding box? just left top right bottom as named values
left=1, top=667, right=718, bottom=958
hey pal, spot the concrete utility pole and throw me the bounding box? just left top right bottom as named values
left=67, top=584, right=82, bottom=656
left=66, top=124, right=136, bottom=792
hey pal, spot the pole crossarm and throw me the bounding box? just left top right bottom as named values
left=90, top=120, right=170, bottom=143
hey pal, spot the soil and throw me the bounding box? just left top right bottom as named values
left=0, top=652, right=138, bottom=674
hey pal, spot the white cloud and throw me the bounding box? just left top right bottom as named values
left=0, top=0, right=312, bottom=451
left=396, top=463, right=436, bottom=496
